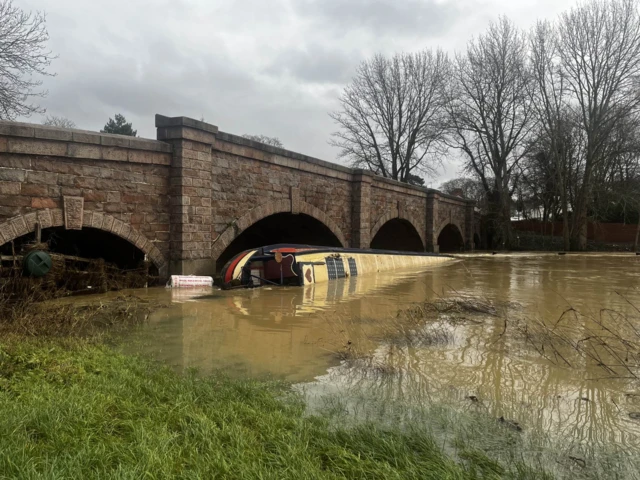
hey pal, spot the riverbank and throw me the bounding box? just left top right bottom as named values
left=0, top=292, right=557, bottom=479
left=0, top=334, right=554, bottom=479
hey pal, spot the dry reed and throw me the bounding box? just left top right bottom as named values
left=514, top=295, right=640, bottom=381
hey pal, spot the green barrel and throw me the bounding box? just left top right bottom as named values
left=23, top=250, right=52, bottom=277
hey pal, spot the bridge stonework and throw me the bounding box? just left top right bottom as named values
left=0, top=115, right=476, bottom=277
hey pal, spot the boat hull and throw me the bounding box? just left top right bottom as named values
left=220, top=245, right=453, bottom=288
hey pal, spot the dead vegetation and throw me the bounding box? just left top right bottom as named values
left=0, top=280, right=161, bottom=338
left=418, top=297, right=503, bottom=318
left=514, top=295, right=640, bottom=381
left=0, top=239, right=156, bottom=302
left=0, top=239, right=163, bottom=338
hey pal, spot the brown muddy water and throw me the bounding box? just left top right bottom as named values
left=122, top=253, right=640, bottom=478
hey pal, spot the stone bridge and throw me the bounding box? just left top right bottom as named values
left=0, top=115, right=478, bottom=277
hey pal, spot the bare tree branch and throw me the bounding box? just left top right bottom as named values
left=42, top=115, right=75, bottom=129
left=242, top=134, right=284, bottom=148
left=330, top=50, right=450, bottom=183
left=0, top=0, right=55, bottom=120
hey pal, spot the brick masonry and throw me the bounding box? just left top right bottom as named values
left=0, top=115, right=478, bottom=277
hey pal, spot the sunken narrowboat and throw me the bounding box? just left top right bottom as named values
left=220, top=244, right=453, bottom=289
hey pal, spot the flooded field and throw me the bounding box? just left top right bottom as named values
left=125, top=254, right=640, bottom=478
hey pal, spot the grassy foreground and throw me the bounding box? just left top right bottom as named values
left=0, top=336, right=553, bottom=480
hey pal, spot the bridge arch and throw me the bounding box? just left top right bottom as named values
left=212, top=199, right=347, bottom=269
left=436, top=222, right=465, bottom=252
left=370, top=213, right=425, bottom=251
left=0, top=209, right=168, bottom=276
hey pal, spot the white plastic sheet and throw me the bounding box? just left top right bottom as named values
left=169, top=275, right=214, bottom=288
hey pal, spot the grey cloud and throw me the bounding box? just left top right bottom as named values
left=292, top=0, right=461, bottom=38
left=42, top=44, right=262, bottom=138
left=266, top=44, right=358, bottom=84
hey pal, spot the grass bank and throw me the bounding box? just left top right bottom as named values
left=0, top=334, right=554, bottom=479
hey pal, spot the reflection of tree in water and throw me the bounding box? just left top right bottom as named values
left=300, top=294, right=640, bottom=479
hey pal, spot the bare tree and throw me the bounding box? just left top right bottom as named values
left=42, top=115, right=75, bottom=129
left=528, top=20, right=575, bottom=250
left=330, top=49, right=450, bottom=183
left=0, top=0, right=54, bottom=120
left=447, top=17, right=534, bottom=248
left=557, top=0, right=640, bottom=250
left=242, top=134, right=283, bottom=148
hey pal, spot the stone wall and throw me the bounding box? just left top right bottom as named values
left=430, top=193, right=471, bottom=250
left=0, top=121, right=172, bottom=274
left=369, top=180, right=429, bottom=248
left=210, top=132, right=354, bottom=248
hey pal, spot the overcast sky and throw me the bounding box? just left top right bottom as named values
left=19, top=0, right=577, bottom=186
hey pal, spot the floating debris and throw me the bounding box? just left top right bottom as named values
left=568, top=456, right=586, bottom=468
left=1, top=252, right=156, bottom=300
left=498, top=416, right=522, bottom=432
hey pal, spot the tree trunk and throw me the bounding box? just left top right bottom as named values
left=502, top=202, right=513, bottom=249
left=634, top=216, right=640, bottom=252
left=570, top=218, right=588, bottom=251
left=557, top=166, right=570, bottom=251
left=571, top=173, right=592, bottom=251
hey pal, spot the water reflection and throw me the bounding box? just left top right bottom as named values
left=128, top=254, right=640, bottom=462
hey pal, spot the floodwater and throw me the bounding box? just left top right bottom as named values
left=125, top=254, right=640, bottom=477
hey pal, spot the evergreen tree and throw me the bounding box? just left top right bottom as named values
left=101, top=114, right=137, bottom=136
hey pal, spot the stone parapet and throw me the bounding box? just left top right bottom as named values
left=216, top=131, right=353, bottom=176
left=0, top=121, right=172, bottom=165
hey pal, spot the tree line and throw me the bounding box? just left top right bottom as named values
left=331, top=0, right=640, bottom=250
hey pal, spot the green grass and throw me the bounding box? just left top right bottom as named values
left=0, top=337, right=553, bottom=480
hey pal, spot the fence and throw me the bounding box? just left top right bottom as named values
left=512, top=220, right=639, bottom=244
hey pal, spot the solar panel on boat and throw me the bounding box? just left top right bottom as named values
left=335, top=258, right=346, bottom=278
left=348, top=258, right=358, bottom=276
left=326, top=257, right=346, bottom=280
left=326, top=257, right=337, bottom=280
